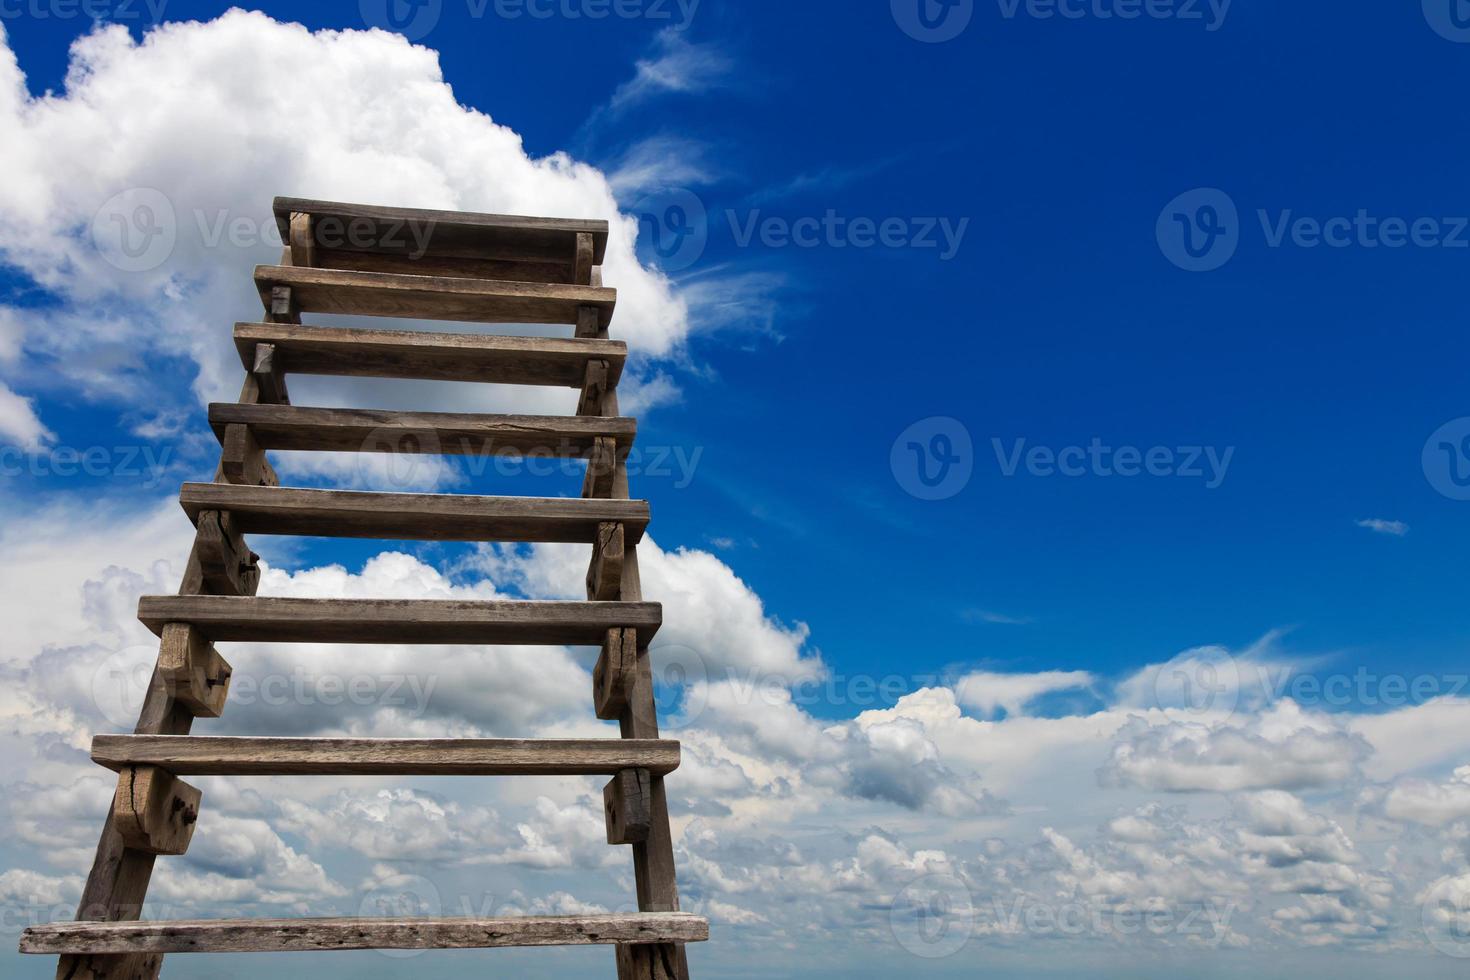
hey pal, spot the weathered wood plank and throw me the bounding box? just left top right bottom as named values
left=574, top=231, right=595, bottom=285
left=594, top=628, right=637, bottom=721
left=251, top=343, right=290, bottom=405
left=157, top=624, right=231, bottom=718
left=192, top=510, right=260, bottom=598
left=587, top=522, right=625, bottom=601
left=136, top=596, right=663, bottom=645
left=273, top=196, right=609, bottom=263
left=219, top=424, right=279, bottom=487
left=208, top=403, right=635, bottom=459
left=254, top=266, right=616, bottom=327
left=583, top=436, right=618, bottom=498
left=234, top=322, right=627, bottom=387
left=91, top=736, right=681, bottom=777
left=111, top=767, right=200, bottom=856
left=180, top=484, right=649, bottom=544
left=287, top=212, right=315, bottom=269
left=25, top=912, right=705, bottom=955
left=604, top=769, right=652, bottom=845
left=578, top=359, right=610, bottom=416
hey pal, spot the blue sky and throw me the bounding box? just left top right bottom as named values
left=2, top=2, right=1470, bottom=978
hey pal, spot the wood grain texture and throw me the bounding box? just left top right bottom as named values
left=24, top=912, right=705, bottom=955
left=111, top=767, right=200, bottom=856
left=234, top=321, right=627, bottom=387
left=156, top=625, right=231, bottom=719
left=91, top=736, right=681, bottom=777
left=192, top=510, right=260, bottom=598
left=586, top=522, right=626, bottom=601
left=594, top=628, right=637, bottom=721
left=208, top=403, right=635, bottom=459
left=604, top=768, right=652, bottom=845
left=136, top=595, right=663, bottom=645
left=253, top=265, right=616, bottom=328
left=273, top=196, right=610, bottom=263
left=179, top=483, right=649, bottom=544
left=251, top=343, right=290, bottom=405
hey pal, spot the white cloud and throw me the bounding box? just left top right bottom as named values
left=605, top=28, right=733, bottom=114
left=0, top=381, right=52, bottom=449
left=0, top=12, right=691, bottom=425
left=1356, top=519, right=1408, bottom=537
left=1101, top=702, right=1372, bottom=793
left=954, top=669, right=1095, bottom=718
left=1382, top=766, right=1470, bottom=827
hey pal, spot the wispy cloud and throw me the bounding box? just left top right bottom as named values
left=606, top=28, right=734, bottom=115
left=607, top=134, right=720, bottom=199
left=962, top=608, right=1034, bottom=626
left=744, top=156, right=907, bottom=207
left=1356, top=518, right=1409, bottom=537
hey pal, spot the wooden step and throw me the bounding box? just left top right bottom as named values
left=234, top=322, right=626, bottom=387
left=136, top=596, right=661, bottom=644
left=255, top=266, right=616, bottom=328
left=23, top=911, right=705, bottom=954
left=91, top=735, right=681, bottom=777
left=208, top=403, right=635, bottom=457
left=276, top=195, right=608, bottom=265
left=179, top=484, right=649, bottom=543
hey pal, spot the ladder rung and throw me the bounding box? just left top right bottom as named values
left=255, top=265, right=616, bottom=327
left=22, top=911, right=706, bottom=954
left=91, top=735, right=681, bottom=777
left=274, top=196, right=610, bottom=264
left=179, top=484, right=649, bottom=543
left=233, top=322, right=626, bottom=387
left=208, top=403, right=634, bottom=457
left=136, top=596, right=662, bottom=644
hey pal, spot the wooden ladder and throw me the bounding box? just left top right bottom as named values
left=22, top=198, right=706, bottom=979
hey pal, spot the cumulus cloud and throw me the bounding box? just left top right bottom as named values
left=1101, top=703, right=1373, bottom=793
left=0, top=12, right=691, bottom=429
